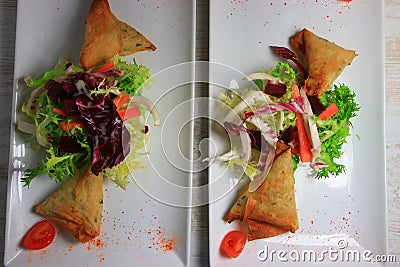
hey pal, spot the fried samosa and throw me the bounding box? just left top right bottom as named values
left=225, top=142, right=299, bottom=241
left=290, top=28, right=357, bottom=96
left=80, top=0, right=156, bottom=69
left=247, top=219, right=288, bottom=241
left=113, top=15, right=156, bottom=56
left=35, top=165, right=103, bottom=243
left=80, top=0, right=122, bottom=69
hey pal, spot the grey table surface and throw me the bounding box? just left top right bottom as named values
left=1, top=1, right=400, bottom=267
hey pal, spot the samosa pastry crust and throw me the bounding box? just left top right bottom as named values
left=290, top=28, right=357, bottom=96
left=35, top=166, right=103, bottom=243
left=224, top=186, right=249, bottom=223
left=80, top=0, right=122, bottom=69
left=113, top=15, right=156, bottom=56
left=247, top=219, right=288, bottom=241
left=225, top=143, right=299, bottom=240
left=80, top=0, right=156, bottom=69
left=245, top=148, right=298, bottom=232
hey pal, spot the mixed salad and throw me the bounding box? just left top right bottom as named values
left=212, top=46, right=360, bottom=191
left=18, top=56, right=160, bottom=189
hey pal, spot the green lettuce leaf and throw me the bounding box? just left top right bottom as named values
left=316, top=84, right=360, bottom=178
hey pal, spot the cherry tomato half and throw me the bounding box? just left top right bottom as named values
left=220, top=230, right=247, bottom=258
left=23, top=220, right=56, bottom=250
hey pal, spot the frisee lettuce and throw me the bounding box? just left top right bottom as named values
left=22, top=144, right=91, bottom=186
left=114, top=57, right=151, bottom=96
left=103, top=117, right=148, bottom=189
left=225, top=158, right=260, bottom=181
left=21, top=56, right=152, bottom=188
left=25, top=59, right=83, bottom=88
left=268, top=61, right=298, bottom=85
left=218, top=62, right=359, bottom=181
left=315, top=84, right=360, bottom=178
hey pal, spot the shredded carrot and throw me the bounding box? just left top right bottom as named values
left=295, top=113, right=313, bottom=162
left=53, top=107, right=67, bottom=116
left=113, top=93, right=131, bottom=109
left=291, top=84, right=300, bottom=98
left=292, top=84, right=313, bottom=162
left=113, top=92, right=141, bottom=120
left=60, top=120, right=84, bottom=131
left=94, top=60, right=114, bottom=73
left=318, top=103, right=339, bottom=120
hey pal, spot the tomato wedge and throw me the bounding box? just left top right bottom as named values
left=23, top=220, right=56, bottom=250
left=220, top=230, right=247, bottom=258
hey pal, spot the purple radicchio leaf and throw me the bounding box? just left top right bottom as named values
left=91, top=69, right=124, bottom=79
left=75, top=94, right=130, bottom=175
left=270, top=46, right=307, bottom=77
left=224, top=121, right=246, bottom=137
left=58, top=136, right=86, bottom=154
left=244, top=102, right=302, bottom=119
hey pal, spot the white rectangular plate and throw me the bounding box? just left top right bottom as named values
left=5, top=1, right=195, bottom=266
left=209, top=1, right=386, bottom=266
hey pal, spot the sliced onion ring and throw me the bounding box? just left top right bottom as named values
left=128, top=96, right=161, bottom=126
left=17, top=120, right=36, bottom=134
left=239, top=125, right=252, bottom=162
left=246, top=116, right=277, bottom=192
left=243, top=72, right=281, bottom=83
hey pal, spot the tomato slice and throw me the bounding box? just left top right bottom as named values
left=23, top=220, right=56, bottom=250
left=220, top=230, right=247, bottom=258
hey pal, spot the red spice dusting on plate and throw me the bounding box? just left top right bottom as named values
left=27, top=251, right=33, bottom=263
left=146, top=227, right=176, bottom=253
left=84, top=237, right=107, bottom=262
left=93, top=238, right=105, bottom=249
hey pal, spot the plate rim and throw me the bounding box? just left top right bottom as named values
left=4, top=1, right=196, bottom=266
left=207, top=1, right=388, bottom=266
